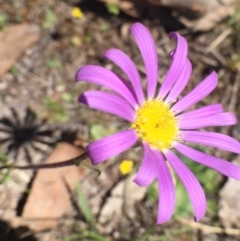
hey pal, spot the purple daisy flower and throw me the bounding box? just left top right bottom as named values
left=76, top=22, right=240, bottom=224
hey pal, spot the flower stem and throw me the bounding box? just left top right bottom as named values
left=0, top=152, right=89, bottom=170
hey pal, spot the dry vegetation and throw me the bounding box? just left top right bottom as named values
left=0, top=0, right=240, bottom=240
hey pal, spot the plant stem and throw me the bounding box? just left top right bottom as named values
left=0, top=152, right=89, bottom=170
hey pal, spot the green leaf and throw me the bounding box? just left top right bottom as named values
left=0, top=14, right=7, bottom=30
left=105, top=3, right=120, bottom=16
left=83, top=231, right=108, bottom=241
left=90, top=124, right=105, bottom=140
left=207, top=199, right=218, bottom=216
left=61, top=233, right=84, bottom=241
left=61, top=93, right=73, bottom=102
left=0, top=152, right=8, bottom=161
left=90, top=124, right=116, bottom=140
left=10, top=66, right=19, bottom=77
left=42, top=97, right=69, bottom=123
left=0, top=167, right=12, bottom=184
left=42, top=9, right=57, bottom=30
left=61, top=231, right=108, bottom=241
left=146, top=181, right=158, bottom=202
left=175, top=181, right=192, bottom=217
left=46, top=59, right=61, bottom=69
left=84, top=35, right=92, bottom=43
left=61, top=234, right=85, bottom=241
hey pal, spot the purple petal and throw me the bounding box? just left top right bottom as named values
left=165, top=58, right=192, bottom=103
left=181, top=131, right=240, bottom=154
left=75, top=65, right=137, bottom=107
left=87, top=129, right=138, bottom=165
left=179, top=112, right=236, bottom=129
left=158, top=33, right=188, bottom=99
left=177, top=104, right=223, bottom=120
left=164, top=150, right=206, bottom=221
left=104, top=49, right=144, bottom=104
left=175, top=142, right=240, bottom=179
left=172, top=71, right=218, bottom=114
left=134, top=143, right=158, bottom=186
left=78, top=91, right=135, bottom=122
left=130, top=23, right=158, bottom=99
left=155, top=150, right=175, bottom=224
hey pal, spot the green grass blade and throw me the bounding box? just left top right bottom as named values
left=0, top=166, right=12, bottom=184
left=76, top=184, right=93, bottom=224
left=60, top=234, right=85, bottom=241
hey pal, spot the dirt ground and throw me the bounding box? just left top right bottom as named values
left=0, top=0, right=240, bottom=241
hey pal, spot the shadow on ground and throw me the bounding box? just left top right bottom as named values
left=77, top=0, right=185, bottom=31
left=0, top=219, right=37, bottom=241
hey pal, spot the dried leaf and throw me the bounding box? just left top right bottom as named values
left=19, top=142, right=87, bottom=231
left=0, top=24, right=40, bottom=77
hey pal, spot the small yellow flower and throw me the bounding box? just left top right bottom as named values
left=119, top=160, right=133, bottom=175
left=72, top=7, right=83, bottom=19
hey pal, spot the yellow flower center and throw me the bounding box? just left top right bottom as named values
left=131, top=99, right=179, bottom=151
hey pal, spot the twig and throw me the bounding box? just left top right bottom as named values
left=14, top=63, right=43, bottom=83
left=189, top=43, right=219, bottom=66
left=229, top=72, right=240, bottom=113
left=210, top=49, right=227, bottom=66
left=176, top=216, right=240, bottom=236
left=206, top=28, right=232, bottom=52
left=0, top=152, right=89, bottom=170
